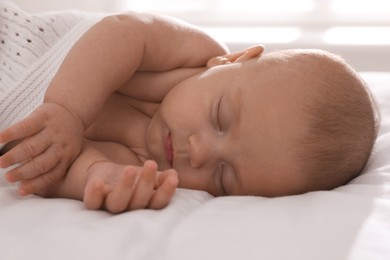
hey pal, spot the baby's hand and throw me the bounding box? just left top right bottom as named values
left=84, top=160, right=178, bottom=213
left=0, top=102, right=84, bottom=195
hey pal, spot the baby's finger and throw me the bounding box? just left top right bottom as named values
left=148, top=169, right=178, bottom=209
left=0, top=112, right=44, bottom=145
left=0, top=131, right=50, bottom=168
left=5, top=148, right=59, bottom=183
left=128, top=160, right=157, bottom=210
left=84, top=178, right=106, bottom=210
left=18, top=163, right=65, bottom=196
left=105, top=167, right=137, bottom=214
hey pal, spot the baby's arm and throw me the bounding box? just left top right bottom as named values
left=0, top=12, right=226, bottom=194
left=40, top=140, right=178, bottom=213
left=45, top=12, right=227, bottom=128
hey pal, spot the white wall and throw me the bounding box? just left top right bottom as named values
left=10, top=0, right=390, bottom=72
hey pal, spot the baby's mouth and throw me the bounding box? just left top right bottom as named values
left=164, top=132, right=174, bottom=168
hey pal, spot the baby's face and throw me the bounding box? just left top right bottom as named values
left=146, top=55, right=310, bottom=197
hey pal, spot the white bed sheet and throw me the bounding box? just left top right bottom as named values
left=1, top=72, right=389, bottom=260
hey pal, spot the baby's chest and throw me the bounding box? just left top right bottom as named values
left=85, top=94, right=158, bottom=154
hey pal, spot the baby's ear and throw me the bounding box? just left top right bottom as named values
left=207, top=45, right=264, bottom=68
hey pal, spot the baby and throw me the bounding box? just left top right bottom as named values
left=0, top=6, right=378, bottom=213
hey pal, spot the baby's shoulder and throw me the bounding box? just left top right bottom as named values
left=118, top=68, right=205, bottom=102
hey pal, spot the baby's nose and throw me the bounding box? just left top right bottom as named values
left=187, top=134, right=214, bottom=169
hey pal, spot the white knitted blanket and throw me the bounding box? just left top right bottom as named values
left=0, top=1, right=103, bottom=148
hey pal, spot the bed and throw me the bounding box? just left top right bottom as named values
left=0, top=71, right=389, bottom=259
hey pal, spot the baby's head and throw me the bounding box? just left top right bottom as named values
left=266, top=49, right=378, bottom=194
left=146, top=46, right=378, bottom=197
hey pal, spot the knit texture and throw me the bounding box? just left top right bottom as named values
left=0, top=1, right=103, bottom=148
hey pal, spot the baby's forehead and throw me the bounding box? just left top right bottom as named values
left=247, top=52, right=310, bottom=79
left=258, top=49, right=335, bottom=66
left=251, top=50, right=344, bottom=86
left=239, top=52, right=335, bottom=111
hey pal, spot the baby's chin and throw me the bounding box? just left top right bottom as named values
left=144, top=133, right=171, bottom=171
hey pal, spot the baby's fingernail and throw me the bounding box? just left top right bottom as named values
left=18, top=187, right=27, bottom=196
left=93, top=179, right=104, bottom=190
left=5, top=173, right=14, bottom=183
left=145, top=160, right=157, bottom=170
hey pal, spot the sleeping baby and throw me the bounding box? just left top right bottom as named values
left=0, top=2, right=378, bottom=213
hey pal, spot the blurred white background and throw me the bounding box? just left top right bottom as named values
left=11, top=0, right=390, bottom=71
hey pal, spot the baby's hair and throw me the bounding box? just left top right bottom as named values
left=289, top=50, right=380, bottom=192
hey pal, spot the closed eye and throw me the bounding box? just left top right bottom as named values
left=216, top=162, right=227, bottom=196
left=215, top=96, right=223, bottom=131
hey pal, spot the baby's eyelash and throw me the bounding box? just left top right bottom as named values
left=215, top=96, right=223, bottom=131
left=219, top=162, right=227, bottom=196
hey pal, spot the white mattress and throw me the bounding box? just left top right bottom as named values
left=1, top=72, right=390, bottom=260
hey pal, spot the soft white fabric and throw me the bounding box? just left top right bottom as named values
left=0, top=1, right=102, bottom=148
left=1, top=3, right=390, bottom=260
left=0, top=72, right=389, bottom=260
